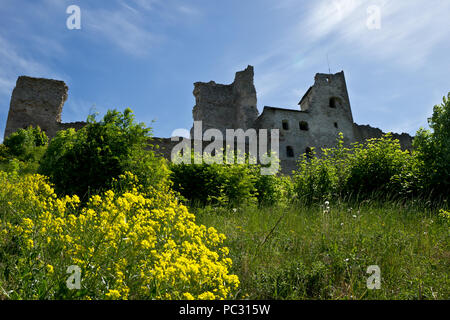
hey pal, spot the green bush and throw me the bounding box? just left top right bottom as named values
left=169, top=153, right=259, bottom=206
left=3, top=126, right=48, bottom=161
left=169, top=151, right=288, bottom=207
left=39, top=108, right=169, bottom=199
left=345, top=134, right=412, bottom=197
left=293, top=133, right=416, bottom=202
left=0, top=144, right=9, bottom=162
left=254, top=174, right=284, bottom=206
left=413, top=93, right=450, bottom=199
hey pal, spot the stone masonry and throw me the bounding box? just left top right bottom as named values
left=4, top=76, right=85, bottom=139
left=3, top=67, right=413, bottom=175
left=190, top=66, right=413, bottom=174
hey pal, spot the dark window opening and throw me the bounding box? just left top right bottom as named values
left=334, top=122, right=338, bottom=128
left=286, top=146, right=294, bottom=158
left=299, top=121, right=309, bottom=131
left=282, top=120, right=289, bottom=130
left=329, top=97, right=341, bottom=108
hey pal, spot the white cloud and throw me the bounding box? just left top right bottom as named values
left=0, top=35, right=62, bottom=97
left=300, top=0, right=450, bottom=67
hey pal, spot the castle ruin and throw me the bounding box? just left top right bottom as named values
left=3, top=66, right=413, bottom=174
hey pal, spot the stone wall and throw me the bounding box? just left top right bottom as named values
left=3, top=68, right=414, bottom=176
left=4, top=76, right=85, bottom=140
left=354, top=124, right=413, bottom=150
left=191, top=65, right=259, bottom=137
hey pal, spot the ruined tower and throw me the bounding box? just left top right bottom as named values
left=190, top=65, right=259, bottom=137
left=255, top=71, right=358, bottom=173
left=2, top=67, right=413, bottom=175
left=297, top=71, right=357, bottom=144
left=4, top=76, right=85, bottom=140
left=4, top=76, right=68, bottom=139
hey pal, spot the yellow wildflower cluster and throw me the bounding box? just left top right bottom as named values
left=0, top=171, right=239, bottom=300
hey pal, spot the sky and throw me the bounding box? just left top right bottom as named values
left=0, top=0, right=449, bottom=142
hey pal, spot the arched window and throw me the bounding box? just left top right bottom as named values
left=299, top=121, right=309, bottom=131
left=282, top=120, right=289, bottom=130
left=286, top=146, right=294, bottom=158
left=334, top=122, right=338, bottom=128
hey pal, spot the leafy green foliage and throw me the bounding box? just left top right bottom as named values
left=1, top=126, right=48, bottom=175
left=293, top=133, right=416, bottom=202
left=169, top=154, right=258, bottom=206
left=3, top=126, right=48, bottom=161
left=413, top=93, right=450, bottom=198
left=0, top=144, right=9, bottom=162
left=169, top=152, right=286, bottom=207
left=196, top=201, right=449, bottom=299
left=39, top=108, right=169, bottom=199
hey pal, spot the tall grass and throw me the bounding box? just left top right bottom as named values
left=194, top=199, right=449, bottom=300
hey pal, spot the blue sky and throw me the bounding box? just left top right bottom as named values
left=0, top=0, right=449, bottom=142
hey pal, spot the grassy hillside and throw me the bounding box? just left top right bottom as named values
left=195, top=201, right=449, bottom=299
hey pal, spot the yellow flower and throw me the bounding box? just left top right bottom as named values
left=0, top=172, right=240, bottom=300
left=198, top=292, right=216, bottom=300
left=183, top=292, right=195, bottom=300
left=26, top=239, right=34, bottom=249
left=105, top=289, right=121, bottom=300
left=46, top=264, right=54, bottom=274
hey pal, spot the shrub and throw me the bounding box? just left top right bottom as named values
left=413, top=93, right=450, bottom=198
left=254, top=174, right=284, bottom=206
left=345, top=134, right=412, bottom=197
left=293, top=133, right=416, bottom=202
left=0, top=172, right=239, bottom=299
left=39, top=109, right=169, bottom=199
left=2, top=126, right=48, bottom=161
left=169, top=151, right=286, bottom=207
left=170, top=154, right=258, bottom=207
left=0, top=144, right=9, bottom=162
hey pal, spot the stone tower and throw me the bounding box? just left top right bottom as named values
left=190, top=65, right=259, bottom=137
left=4, top=76, right=68, bottom=139
left=4, top=76, right=85, bottom=140
left=298, top=71, right=356, bottom=144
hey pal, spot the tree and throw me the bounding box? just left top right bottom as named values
left=39, top=108, right=169, bottom=199
left=3, top=126, right=48, bottom=160
left=413, top=93, right=450, bottom=198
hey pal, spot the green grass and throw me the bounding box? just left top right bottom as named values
left=194, top=200, right=450, bottom=300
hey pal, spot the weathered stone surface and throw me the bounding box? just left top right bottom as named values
left=353, top=124, right=413, bottom=150
left=4, top=76, right=85, bottom=139
left=3, top=67, right=413, bottom=175
left=191, top=65, right=259, bottom=137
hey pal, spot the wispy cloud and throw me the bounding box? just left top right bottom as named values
left=0, top=35, right=62, bottom=97
left=85, top=8, right=161, bottom=57
left=84, top=0, right=201, bottom=57
left=298, top=0, right=450, bottom=67
left=245, top=0, right=450, bottom=134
